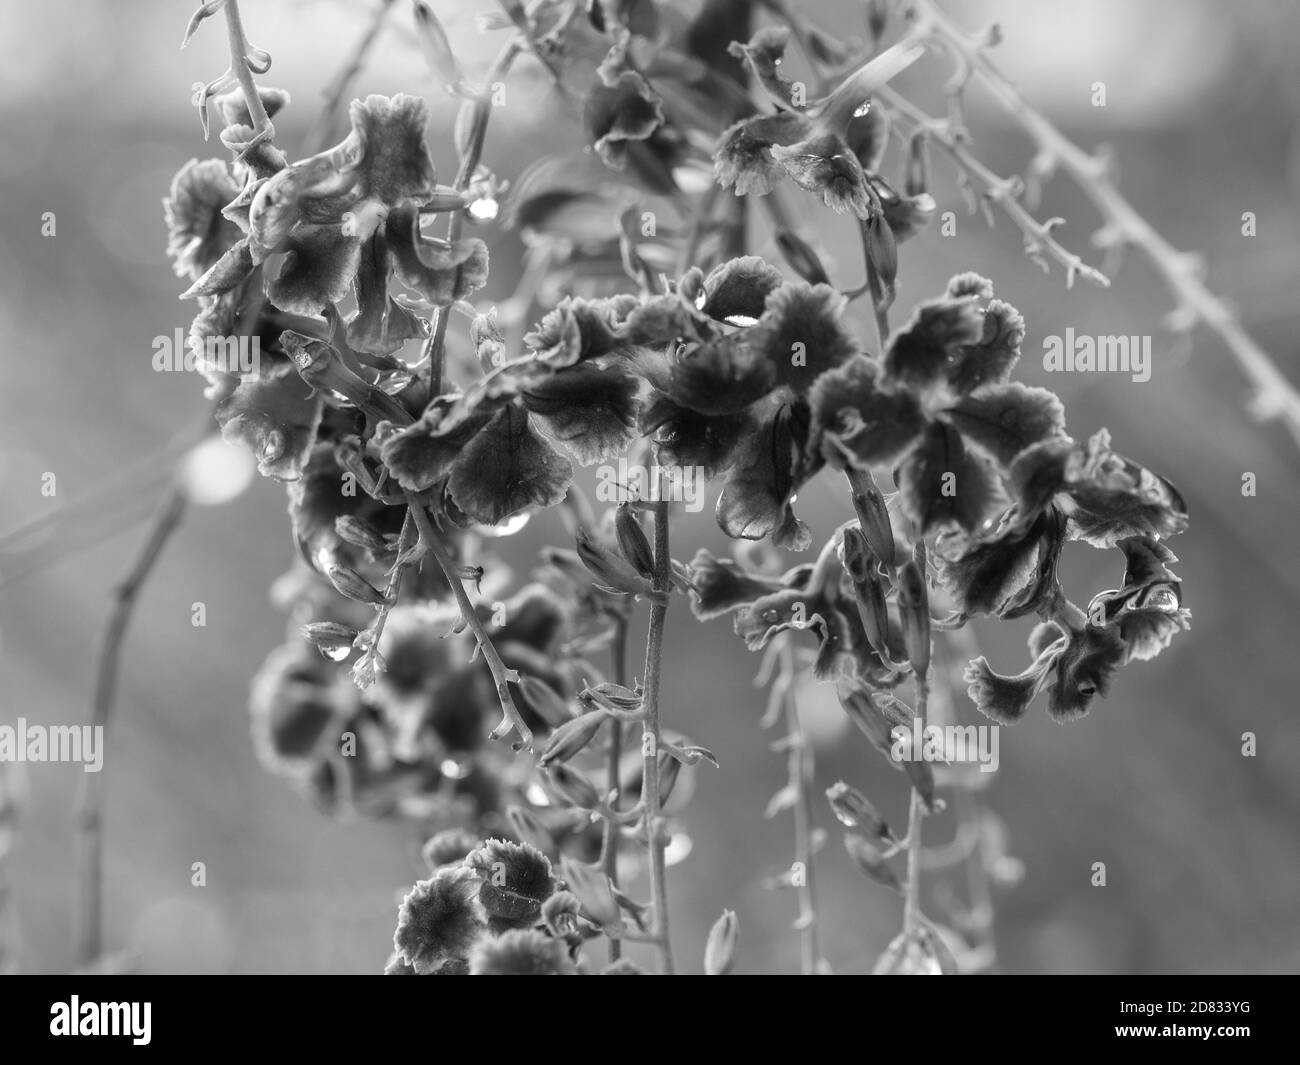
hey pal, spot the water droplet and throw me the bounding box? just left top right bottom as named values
left=664, top=832, right=693, bottom=866
left=323, top=644, right=351, bottom=662
left=440, top=758, right=472, bottom=779
left=469, top=196, right=499, bottom=221
left=477, top=512, right=531, bottom=538
left=853, top=101, right=872, bottom=118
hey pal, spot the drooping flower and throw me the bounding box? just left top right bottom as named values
left=393, top=866, right=488, bottom=974
left=466, top=839, right=559, bottom=930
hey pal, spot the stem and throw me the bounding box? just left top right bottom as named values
left=222, top=0, right=273, bottom=147
left=408, top=501, right=533, bottom=751
left=76, top=484, right=189, bottom=965
left=863, top=247, right=891, bottom=351
left=302, top=0, right=396, bottom=155
left=910, top=0, right=1300, bottom=451
left=639, top=498, right=674, bottom=974
left=422, top=39, right=521, bottom=393
left=779, top=640, right=821, bottom=974
left=902, top=668, right=928, bottom=936
left=601, top=613, right=630, bottom=963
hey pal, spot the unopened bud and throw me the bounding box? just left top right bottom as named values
left=301, top=621, right=359, bottom=657
left=519, top=675, right=577, bottom=728
left=546, top=763, right=601, bottom=810
left=866, top=212, right=898, bottom=291
left=538, top=709, right=606, bottom=767
left=412, top=0, right=467, bottom=95
left=704, top=909, right=739, bottom=975
left=560, top=857, right=622, bottom=933
left=904, top=129, right=930, bottom=198
left=897, top=559, right=930, bottom=675
left=840, top=527, right=891, bottom=658
left=325, top=562, right=391, bottom=606
left=849, top=474, right=895, bottom=567
left=826, top=781, right=894, bottom=842
left=334, top=516, right=391, bottom=554
left=575, top=527, right=653, bottom=596
left=614, top=503, right=656, bottom=581
left=775, top=229, right=831, bottom=286
left=845, top=834, right=902, bottom=893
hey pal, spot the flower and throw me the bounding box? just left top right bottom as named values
left=467, top=928, right=576, bottom=975
left=164, top=158, right=243, bottom=281
left=465, top=839, right=558, bottom=930
left=392, top=866, right=487, bottom=974
left=807, top=274, right=1059, bottom=533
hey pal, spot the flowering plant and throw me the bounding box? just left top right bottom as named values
left=75, top=0, right=1238, bottom=976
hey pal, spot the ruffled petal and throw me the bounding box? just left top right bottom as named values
left=942, top=382, right=1067, bottom=467
left=387, top=204, right=488, bottom=306
left=519, top=360, right=642, bottom=466
left=807, top=354, right=925, bottom=468
left=713, top=112, right=810, bottom=196
left=164, top=157, right=243, bottom=281
left=216, top=364, right=324, bottom=481
left=946, top=298, right=1025, bottom=394
left=883, top=290, right=985, bottom=390
left=265, top=224, right=361, bottom=315
left=1062, top=429, right=1190, bottom=546
left=446, top=406, right=574, bottom=525
left=749, top=282, right=860, bottom=394
left=584, top=70, right=664, bottom=171
left=770, top=133, right=874, bottom=217
left=699, top=255, right=786, bottom=322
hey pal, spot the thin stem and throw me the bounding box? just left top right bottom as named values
left=902, top=668, right=928, bottom=936
left=910, top=0, right=1300, bottom=451
left=408, top=501, right=533, bottom=751
left=76, top=484, right=189, bottom=965
left=779, top=639, right=821, bottom=975
left=302, top=0, right=397, bottom=155
left=222, top=0, right=273, bottom=148
left=422, top=39, right=521, bottom=393
left=601, top=613, right=630, bottom=963
left=639, top=498, right=674, bottom=974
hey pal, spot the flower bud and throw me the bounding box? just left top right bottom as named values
left=904, top=129, right=930, bottom=198
left=575, top=527, right=653, bottom=597
left=840, top=528, right=891, bottom=658
left=560, top=857, right=622, bottom=934
left=325, top=562, right=391, bottom=606
left=826, top=781, right=894, bottom=842
left=334, top=515, right=391, bottom=554
left=844, top=834, right=902, bottom=893
left=865, top=213, right=898, bottom=292
left=538, top=709, right=606, bottom=767
left=897, top=560, right=931, bottom=675
left=545, top=763, right=601, bottom=810
left=849, top=474, right=895, bottom=568
left=518, top=675, right=576, bottom=729
left=300, top=621, right=359, bottom=659
left=614, top=503, right=656, bottom=581
left=411, top=0, right=467, bottom=95
left=704, top=909, right=739, bottom=975
left=775, top=229, right=831, bottom=286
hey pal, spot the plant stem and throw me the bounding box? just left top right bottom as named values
left=902, top=668, right=928, bottom=936
left=639, top=498, right=674, bottom=974
left=422, top=39, right=521, bottom=393
left=76, top=484, right=189, bottom=965
left=408, top=501, right=532, bottom=751
left=779, top=639, right=821, bottom=974
left=302, top=0, right=397, bottom=155
left=601, top=613, right=630, bottom=963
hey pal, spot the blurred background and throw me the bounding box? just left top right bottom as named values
left=1, top=0, right=1298, bottom=975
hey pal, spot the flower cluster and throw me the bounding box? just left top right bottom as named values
left=684, top=272, right=1189, bottom=725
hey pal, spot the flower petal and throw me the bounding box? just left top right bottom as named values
left=807, top=354, right=924, bottom=468
left=520, top=360, right=642, bottom=466
left=713, top=111, right=810, bottom=196
left=898, top=422, right=1003, bottom=532
left=687, top=549, right=788, bottom=619
left=265, top=224, right=361, bottom=315
left=750, top=282, right=860, bottom=394
left=699, top=255, right=786, bottom=322
left=1062, top=429, right=1189, bottom=546
left=216, top=364, right=324, bottom=481
left=641, top=393, right=751, bottom=479
left=883, top=291, right=985, bottom=390
left=1045, top=625, right=1127, bottom=722
left=164, top=158, right=243, bottom=281
left=942, top=382, right=1067, bottom=467
left=447, top=406, right=574, bottom=525
left=770, top=133, right=873, bottom=217
left=387, top=204, right=488, bottom=305
left=584, top=70, right=665, bottom=171
left=946, top=298, right=1026, bottom=393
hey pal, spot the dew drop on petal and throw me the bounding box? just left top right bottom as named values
left=179, top=436, right=256, bottom=506
left=853, top=101, right=872, bottom=117
left=322, top=645, right=351, bottom=662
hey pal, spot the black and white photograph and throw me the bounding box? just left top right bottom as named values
left=0, top=0, right=1295, bottom=1024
